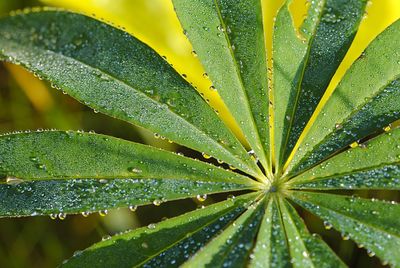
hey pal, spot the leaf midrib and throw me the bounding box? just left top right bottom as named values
left=1, top=39, right=260, bottom=177
left=279, top=0, right=327, bottom=173
left=212, top=0, right=269, bottom=171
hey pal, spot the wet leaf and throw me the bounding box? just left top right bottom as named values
left=287, top=18, right=400, bottom=176
left=291, top=191, right=400, bottom=267
left=0, top=10, right=262, bottom=177
left=172, top=0, right=271, bottom=171
left=273, top=0, right=367, bottom=172
left=181, top=197, right=264, bottom=267
left=290, top=128, right=400, bottom=190
left=61, top=193, right=257, bottom=267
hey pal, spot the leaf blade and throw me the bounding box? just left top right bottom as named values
left=287, top=18, right=400, bottom=175
left=0, top=10, right=261, bottom=177
left=172, top=0, right=271, bottom=171
left=290, top=191, right=400, bottom=266
left=273, top=0, right=368, bottom=171
left=290, top=128, right=400, bottom=190
left=61, top=193, right=257, bottom=267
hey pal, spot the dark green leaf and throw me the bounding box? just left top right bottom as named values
left=273, top=0, right=367, bottom=171
left=279, top=198, right=346, bottom=268
left=250, top=197, right=291, bottom=268
left=182, top=197, right=264, bottom=267
left=287, top=18, right=400, bottom=175
left=61, top=193, right=258, bottom=268
left=289, top=128, right=400, bottom=190
left=0, top=10, right=262, bottom=177
left=291, top=191, right=400, bottom=266
left=172, top=0, right=271, bottom=171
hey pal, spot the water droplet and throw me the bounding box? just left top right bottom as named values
left=350, top=141, right=359, bottom=148
left=202, top=73, right=209, bottom=78
left=6, top=177, right=24, bottom=185
left=102, top=235, right=111, bottom=241
left=147, top=223, right=156, bottom=229
left=153, top=133, right=160, bottom=139
left=229, top=165, right=237, bottom=170
left=99, top=210, right=108, bottom=216
left=202, top=152, right=211, bottom=159
left=128, top=167, right=142, bottom=173
left=335, top=123, right=343, bottom=130
left=383, top=125, right=391, bottom=132
left=141, top=242, right=149, bottom=248
left=49, top=213, right=57, bottom=220
left=58, top=213, right=66, bottom=220
left=367, top=249, right=375, bottom=257
left=323, top=221, right=332, bottom=230
left=196, top=194, right=207, bottom=202
left=191, top=50, right=197, bottom=57
left=209, top=85, right=216, bottom=91
left=129, top=205, right=137, bottom=212
left=153, top=199, right=162, bottom=206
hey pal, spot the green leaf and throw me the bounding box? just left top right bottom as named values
left=287, top=18, right=400, bottom=176
left=172, top=0, right=271, bottom=171
left=61, top=193, right=258, bottom=268
left=249, top=197, right=291, bottom=268
left=290, top=191, right=400, bottom=266
left=273, top=0, right=367, bottom=171
left=0, top=178, right=252, bottom=218
left=182, top=197, right=264, bottom=267
left=0, top=131, right=256, bottom=185
left=279, top=198, right=346, bottom=268
left=289, top=129, right=400, bottom=190
left=0, top=131, right=259, bottom=217
left=0, top=10, right=262, bottom=178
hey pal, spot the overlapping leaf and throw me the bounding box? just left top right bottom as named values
left=61, top=193, right=257, bottom=267
left=291, top=192, right=400, bottom=266
left=0, top=131, right=258, bottom=216
left=172, top=0, right=270, bottom=171
left=290, top=128, right=400, bottom=190
left=273, top=0, right=367, bottom=172
left=287, top=18, right=400, bottom=176
left=0, top=10, right=262, bottom=177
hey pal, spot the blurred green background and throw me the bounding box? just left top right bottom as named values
left=0, top=0, right=400, bottom=267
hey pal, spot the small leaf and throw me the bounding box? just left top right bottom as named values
left=289, top=128, right=400, bottom=190
left=273, top=0, right=367, bottom=171
left=61, top=193, right=258, bottom=267
left=287, top=18, right=400, bottom=175
left=249, top=197, right=291, bottom=268
left=291, top=191, right=400, bottom=266
left=182, top=197, right=264, bottom=267
left=279, top=198, right=346, bottom=268
left=0, top=10, right=262, bottom=177
left=172, top=0, right=271, bottom=171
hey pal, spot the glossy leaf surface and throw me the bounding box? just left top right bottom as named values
left=0, top=10, right=261, bottom=177
left=62, top=193, right=257, bottom=267
left=273, top=0, right=367, bottom=171
left=290, top=129, right=400, bottom=190
left=172, top=0, right=270, bottom=170
left=288, top=18, right=400, bottom=175
left=291, top=191, right=400, bottom=266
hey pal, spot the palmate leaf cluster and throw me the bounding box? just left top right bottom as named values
left=0, top=0, right=399, bottom=267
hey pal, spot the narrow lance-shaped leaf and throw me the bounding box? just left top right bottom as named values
left=289, top=76, right=400, bottom=176
left=182, top=198, right=265, bottom=267
left=0, top=10, right=262, bottom=178
left=289, top=128, right=400, bottom=190
left=172, top=0, right=271, bottom=171
left=0, top=131, right=258, bottom=185
left=62, top=193, right=258, bottom=268
left=273, top=0, right=367, bottom=172
left=279, top=198, right=346, bottom=268
left=249, top=197, right=291, bottom=268
left=287, top=18, right=400, bottom=176
left=290, top=191, right=400, bottom=267
left=0, top=131, right=259, bottom=217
